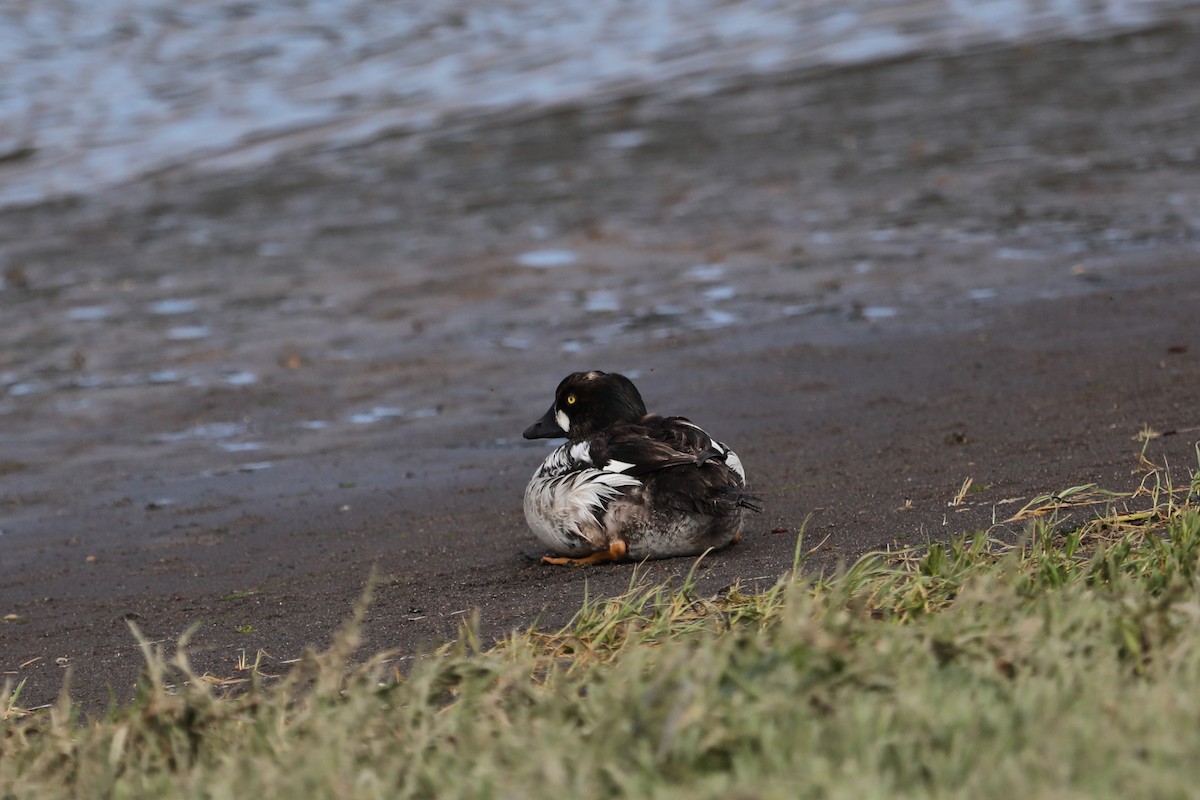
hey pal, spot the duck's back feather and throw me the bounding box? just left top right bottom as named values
left=581, top=415, right=757, bottom=517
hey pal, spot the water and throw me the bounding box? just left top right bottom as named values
left=2, top=0, right=1192, bottom=209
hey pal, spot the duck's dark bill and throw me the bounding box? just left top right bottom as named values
left=523, top=406, right=566, bottom=439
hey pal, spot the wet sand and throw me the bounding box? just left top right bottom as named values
left=2, top=23, right=1199, bottom=711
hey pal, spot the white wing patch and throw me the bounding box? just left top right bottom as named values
left=603, top=459, right=636, bottom=474
left=722, top=445, right=746, bottom=483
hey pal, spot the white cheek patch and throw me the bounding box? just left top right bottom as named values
left=555, top=409, right=571, bottom=434
left=603, top=459, right=636, bottom=474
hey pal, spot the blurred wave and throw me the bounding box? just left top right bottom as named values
left=1, top=0, right=1197, bottom=208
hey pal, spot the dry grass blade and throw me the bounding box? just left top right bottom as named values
left=950, top=476, right=973, bottom=507
left=1005, top=483, right=1122, bottom=522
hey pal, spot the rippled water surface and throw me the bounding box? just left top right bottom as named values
left=3, top=0, right=1195, bottom=206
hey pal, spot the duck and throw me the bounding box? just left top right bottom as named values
left=522, top=370, right=759, bottom=565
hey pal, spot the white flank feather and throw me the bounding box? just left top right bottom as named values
left=525, top=444, right=642, bottom=553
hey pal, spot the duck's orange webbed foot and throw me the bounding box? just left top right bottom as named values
left=542, top=539, right=628, bottom=566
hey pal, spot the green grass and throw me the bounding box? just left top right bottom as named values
left=4, top=460, right=1200, bottom=798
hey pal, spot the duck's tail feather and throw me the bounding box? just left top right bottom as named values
left=707, top=485, right=763, bottom=515
left=735, top=493, right=764, bottom=513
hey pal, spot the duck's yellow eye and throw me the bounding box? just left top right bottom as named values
left=566, top=394, right=577, bottom=405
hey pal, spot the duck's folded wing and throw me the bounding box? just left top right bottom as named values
left=659, top=417, right=747, bottom=482
left=588, top=418, right=736, bottom=478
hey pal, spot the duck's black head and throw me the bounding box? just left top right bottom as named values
left=523, top=371, right=647, bottom=441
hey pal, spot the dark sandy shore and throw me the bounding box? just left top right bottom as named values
left=2, top=22, right=1199, bottom=711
